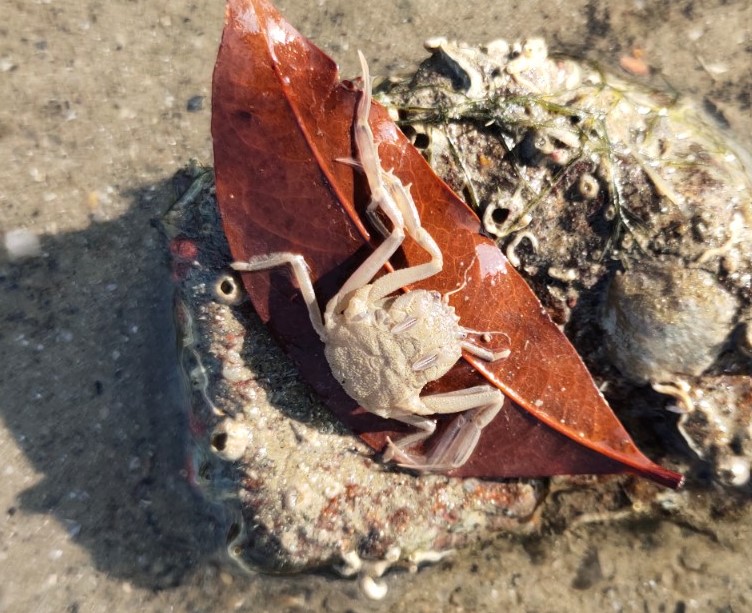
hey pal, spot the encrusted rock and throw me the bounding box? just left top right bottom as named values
left=376, top=38, right=752, bottom=486
left=162, top=165, right=540, bottom=573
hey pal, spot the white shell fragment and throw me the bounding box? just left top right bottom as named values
left=717, top=456, right=751, bottom=488
left=4, top=228, right=42, bottom=260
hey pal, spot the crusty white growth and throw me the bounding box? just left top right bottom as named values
left=232, top=52, right=507, bottom=472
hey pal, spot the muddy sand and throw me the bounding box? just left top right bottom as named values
left=2, top=1, right=751, bottom=611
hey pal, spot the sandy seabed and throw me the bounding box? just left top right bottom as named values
left=1, top=1, right=751, bottom=611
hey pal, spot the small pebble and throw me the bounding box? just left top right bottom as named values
left=4, top=228, right=41, bottom=260
left=187, top=95, right=205, bottom=112
left=0, top=57, right=16, bottom=72
left=220, top=571, right=234, bottom=586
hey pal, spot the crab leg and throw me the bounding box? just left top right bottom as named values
left=352, top=52, right=438, bottom=255
left=461, top=340, right=511, bottom=363
left=347, top=50, right=399, bottom=239
left=231, top=253, right=326, bottom=340
left=385, top=385, right=505, bottom=472
left=326, top=214, right=407, bottom=315
left=381, top=412, right=437, bottom=452
left=339, top=51, right=443, bottom=304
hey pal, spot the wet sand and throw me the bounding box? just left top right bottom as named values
left=2, top=1, right=751, bottom=610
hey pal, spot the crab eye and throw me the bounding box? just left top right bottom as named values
left=430, top=290, right=442, bottom=301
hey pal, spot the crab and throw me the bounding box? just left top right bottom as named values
left=232, top=52, right=507, bottom=472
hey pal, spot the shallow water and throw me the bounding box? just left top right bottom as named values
left=1, top=1, right=751, bottom=611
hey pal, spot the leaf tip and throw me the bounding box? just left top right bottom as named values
left=640, top=463, right=685, bottom=489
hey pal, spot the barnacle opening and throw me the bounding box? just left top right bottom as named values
left=490, top=207, right=510, bottom=225
left=211, top=431, right=228, bottom=452
left=413, top=132, right=430, bottom=150
left=213, top=273, right=244, bottom=305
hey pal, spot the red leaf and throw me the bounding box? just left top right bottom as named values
left=211, top=0, right=683, bottom=488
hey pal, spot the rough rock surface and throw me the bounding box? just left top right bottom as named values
left=377, top=38, right=752, bottom=487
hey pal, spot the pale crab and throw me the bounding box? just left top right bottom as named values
left=232, top=52, right=507, bottom=472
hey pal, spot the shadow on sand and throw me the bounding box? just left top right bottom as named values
left=0, top=170, right=229, bottom=589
